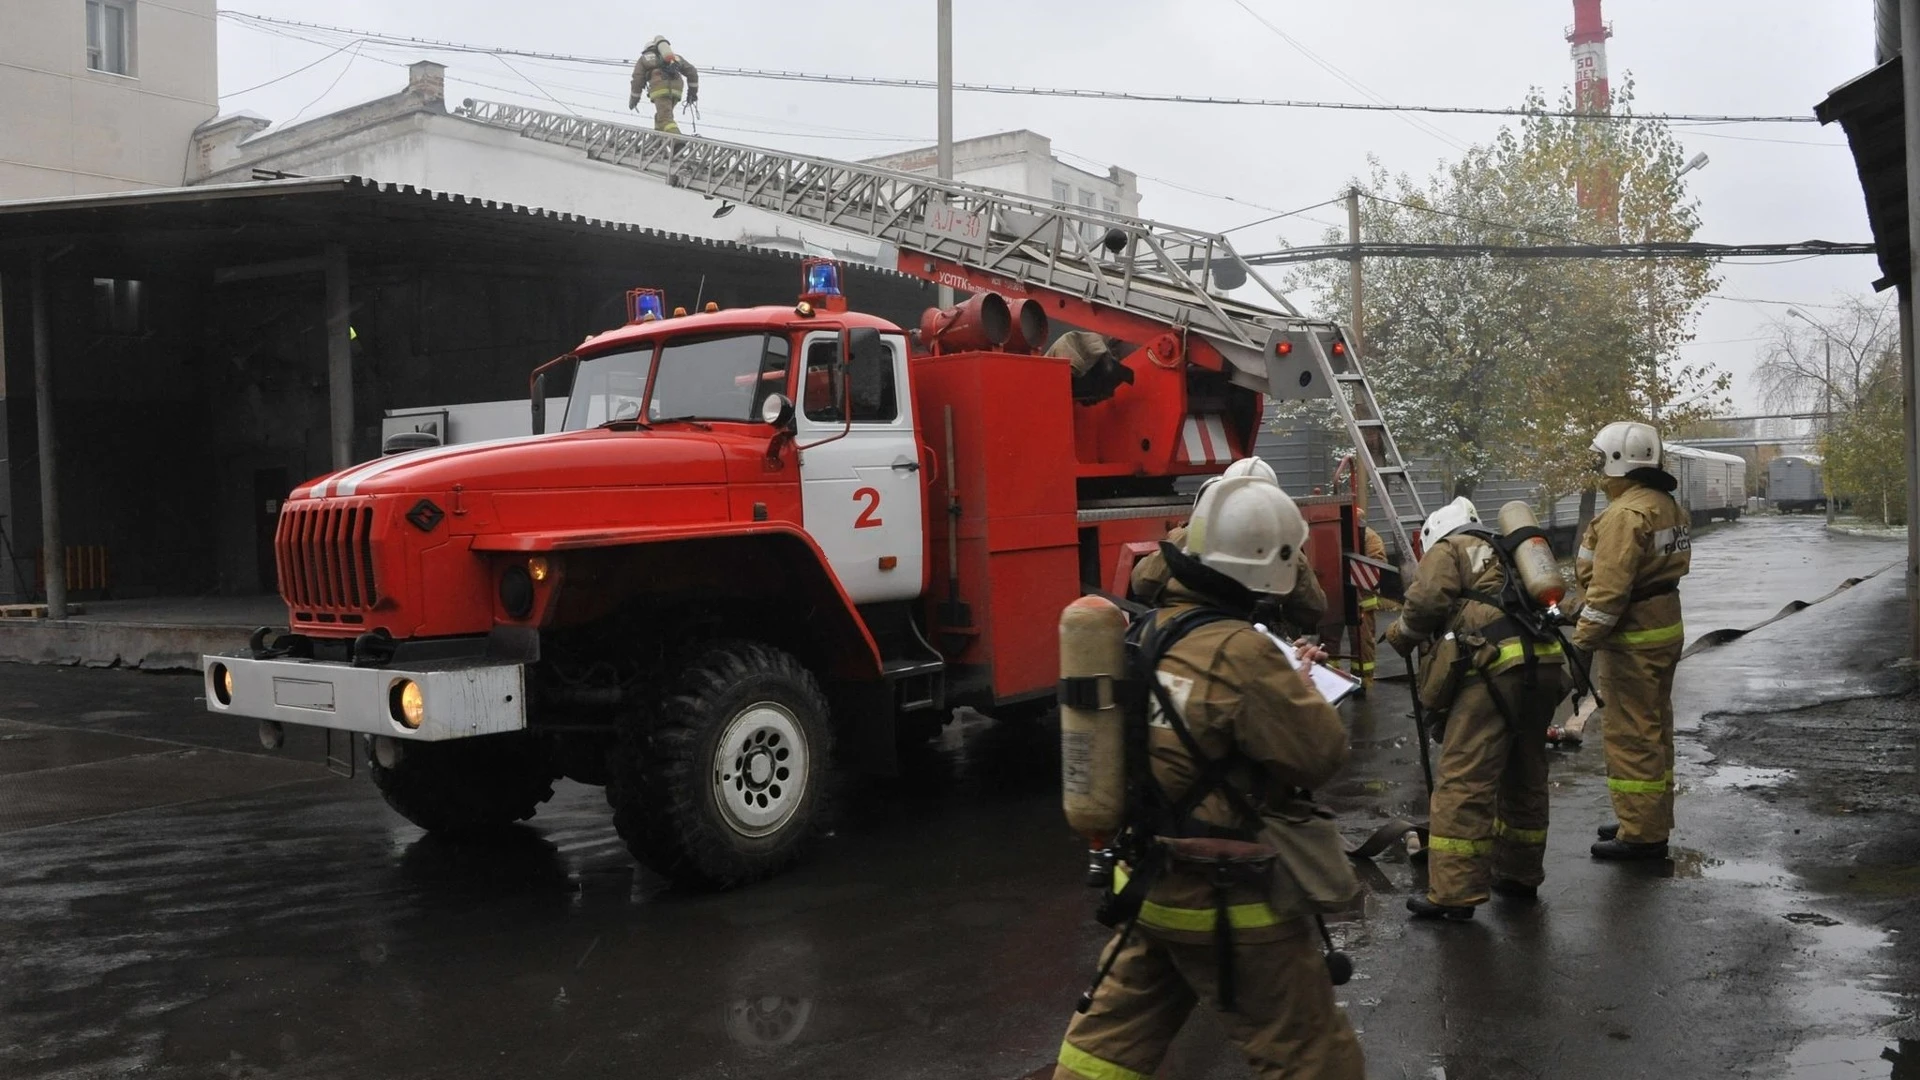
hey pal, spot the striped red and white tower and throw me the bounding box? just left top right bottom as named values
left=1569, top=0, right=1617, bottom=221
left=1568, top=0, right=1613, bottom=114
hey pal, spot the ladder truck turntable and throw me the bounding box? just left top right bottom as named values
left=205, top=105, right=1429, bottom=887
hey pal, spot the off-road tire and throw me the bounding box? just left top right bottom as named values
left=607, top=640, right=833, bottom=888
left=370, top=733, right=555, bottom=834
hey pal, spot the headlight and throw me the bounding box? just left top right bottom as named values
left=389, top=679, right=425, bottom=729
left=211, top=663, right=233, bottom=706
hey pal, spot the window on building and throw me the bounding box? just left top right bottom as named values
left=1103, top=198, right=1119, bottom=214
left=1051, top=180, right=1070, bottom=204
left=1079, top=189, right=1100, bottom=244
left=91, top=278, right=145, bottom=335
left=86, top=0, right=135, bottom=76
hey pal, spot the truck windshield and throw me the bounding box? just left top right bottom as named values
left=563, top=332, right=792, bottom=431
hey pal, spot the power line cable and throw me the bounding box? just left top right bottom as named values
left=221, top=36, right=367, bottom=97
left=1227, top=0, right=1470, bottom=151
left=283, top=43, right=363, bottom=127
left=215, top=11, right=1824, bottom=125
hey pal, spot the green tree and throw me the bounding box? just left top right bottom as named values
left=1819, top=350, right=1906, bottom=525
left=1293, top=80, right=1726, bottom=505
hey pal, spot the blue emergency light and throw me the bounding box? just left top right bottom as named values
left=802, top=259, right=842, bottom=297
left=627, top=287, right=666, bottom=323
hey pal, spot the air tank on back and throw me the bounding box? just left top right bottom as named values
left=1057, top=595, right=1129, bottom=844
left=1497, top=501, right=1566, bottom=608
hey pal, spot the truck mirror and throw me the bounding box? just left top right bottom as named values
left=531, top=373, right=548, bottom=435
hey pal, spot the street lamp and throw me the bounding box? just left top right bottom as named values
left=1786, top=306, right=1838, bottom=526
left=1646, top=154, right=1709, bottom=422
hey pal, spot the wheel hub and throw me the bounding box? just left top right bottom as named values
left=712, top=703, right=808, bottom=838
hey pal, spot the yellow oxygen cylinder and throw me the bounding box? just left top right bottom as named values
left=1497, top=501, right=1566, bottom=608
left=1058, top=595, right=1130, bottom=843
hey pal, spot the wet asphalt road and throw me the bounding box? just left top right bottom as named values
left=1, top=514, right=1915, bottom=1079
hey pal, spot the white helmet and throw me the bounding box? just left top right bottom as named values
left=1591, top=421, right=1662, bottom=478
left=1420, top=495, right=1481, bottom=550
left=1183, top=475, right=1309, bottom=596
left=1195, top=456, right=1278, bottom=501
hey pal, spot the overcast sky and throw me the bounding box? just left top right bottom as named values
left=215, top=1, right=1882, bottom=412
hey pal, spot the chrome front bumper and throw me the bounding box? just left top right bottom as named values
left=201, top=654, right=526, bottom=742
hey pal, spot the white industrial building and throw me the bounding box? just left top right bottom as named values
left=865, top=130, right=1142, bottom=223
left=0, top=0, right=219, bottom=197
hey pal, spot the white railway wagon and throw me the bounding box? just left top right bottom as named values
left=1664, top=443, right=1747, bottom=525
left=1769, top=455, right=1826, bottom=512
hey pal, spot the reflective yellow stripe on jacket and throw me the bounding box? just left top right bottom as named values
left=1113, top=866, right=1282, bottom=933
left=1359, top=595, right=1381, bottom=611
left=1059, top=1040, right=1150, bottom=1080
left=1615, top=622, right=1684, bottom=647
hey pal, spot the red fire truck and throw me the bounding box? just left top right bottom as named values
left=205, top=115, right=1424, bottom=886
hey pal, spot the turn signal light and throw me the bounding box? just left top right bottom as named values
left=1332, top=340, right=1347, bottom=357
left=211, top=663, right=233, bottom=706
left=390, top=679, right=425, bottom=729
left=528, top=557, right=551, bottom=583
left=1275, top=340, right=1293, bottom=357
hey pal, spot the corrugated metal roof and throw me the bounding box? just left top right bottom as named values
left=0, top=174, right=911, bottom=278
left=1816, top=58, right=1903, bottom=289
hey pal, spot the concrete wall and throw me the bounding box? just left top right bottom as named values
left=0, top=0, right=218, bottom=197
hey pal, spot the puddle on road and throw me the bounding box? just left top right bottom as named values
left=1702, top=765, right=1796, bottom=791
left=1785, top=1036, right=1918, bottom=1079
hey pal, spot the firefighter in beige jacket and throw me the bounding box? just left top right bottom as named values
left=1386, top=497, right=1566, bottom=919
left=1055, top=473, right=1364, bottom=1080
left=1571, top=421, right=1692, bottom=861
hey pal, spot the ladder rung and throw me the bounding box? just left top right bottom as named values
left=1355, top=418, right=1386, bottom=427
left=1335, top=373, right=1368, bottom=382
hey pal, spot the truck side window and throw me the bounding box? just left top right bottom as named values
left=847, top=339, right=897, bottom=423
left=803, top=340, right=841, bottom=422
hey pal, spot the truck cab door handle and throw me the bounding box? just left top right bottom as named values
left=891, top=459, right=921, bottom=473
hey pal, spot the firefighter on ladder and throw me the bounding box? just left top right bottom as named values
left=1131, top=457, right=1327, bottom=638
left=1570, top=421, right=1692, bottom=861
left=1056, top=471, right=1365, bottom=1080
left=1385, top=497, right=1567, bottom=919
left=628, top=35, right=699, bottom=133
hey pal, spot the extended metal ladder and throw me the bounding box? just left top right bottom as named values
left=453, top=99, right=1430, bottom=559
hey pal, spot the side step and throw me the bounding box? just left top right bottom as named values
left=884, top=658, right=945, bottom=713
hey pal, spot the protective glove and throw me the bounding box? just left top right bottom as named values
left=687, top=87, right=699, bottom=105
left=628, top=92, right=640, bottom=110
left=1384, top=620, right=1415, bottom=659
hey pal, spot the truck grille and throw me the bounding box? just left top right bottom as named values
left=277, top=502, right=380, bottom=612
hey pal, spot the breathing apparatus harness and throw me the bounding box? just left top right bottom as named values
left=1436, top=523, right=1598, bottom=738
left=1075, top=544, right=1352, bottom=1016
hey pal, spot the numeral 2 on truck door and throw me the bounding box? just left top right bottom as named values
left=853, top=487, right=883, bottom=528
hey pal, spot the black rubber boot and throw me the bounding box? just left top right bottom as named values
left=1597, top=822, right=1620, bottom=841
left=1406, top=896, right=1475, bottom=921
left=1591, top=838, right=1669, bottom=861
left=1491, top=879, right=1539, bottom=900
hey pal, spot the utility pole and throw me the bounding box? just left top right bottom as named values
left=1789, top=307, right=1840, bottom=526
left=936, top=0, right=955, bottom=309
left=1346, top=186, right=1370, bottom=520
left=1824, top=333, right=1836, bottom=526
